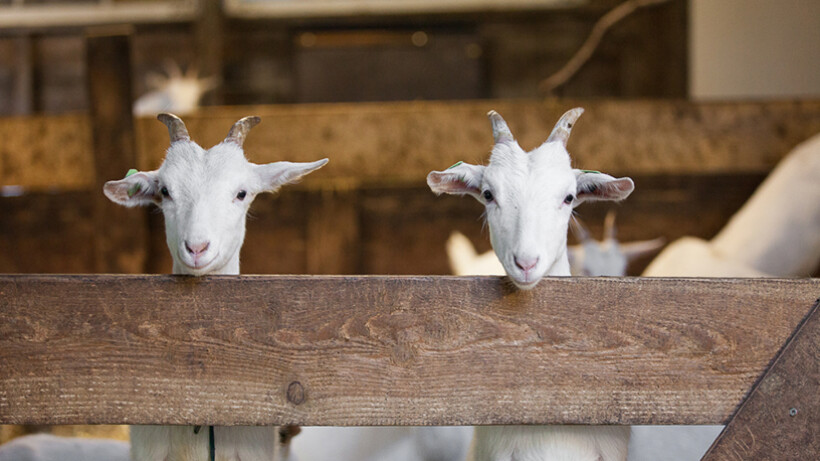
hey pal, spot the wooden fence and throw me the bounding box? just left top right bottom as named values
left=0, top=275, right=817, bottom=460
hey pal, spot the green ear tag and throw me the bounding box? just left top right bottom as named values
left=125, top=169, right=141, bottom=198
left=446, top=161, right=464, bottom=170
left=581, top=169, right=601, bottom=174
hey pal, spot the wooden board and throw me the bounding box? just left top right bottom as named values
left=702, top=299, right=820, bottom=460
left=2, top=99, right=819, bottom=190
left=0, top=276, right=817, bottom=426
left=86, top=29, right=148, bottom=274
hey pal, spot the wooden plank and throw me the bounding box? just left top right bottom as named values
left=305, top=189, right=361, bottom=274
left=2, top=99, right=819, bottom=190
left=0, top=113, right=92, bottom=189
left=0, top=192, right=96, bottom=274
left=0, top=276, right=816, bottom=426
left=86, top=29, right=147, bottom=274
left=702, top=299, right=820, bottom=460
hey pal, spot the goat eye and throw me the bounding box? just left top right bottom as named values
left=564, top=194, right=574, bottom=204
left=160, top=186, right=170, bottom=198
left=236, top=190, right=247, bottom=201
left=483, top=190, right=494, bottom=202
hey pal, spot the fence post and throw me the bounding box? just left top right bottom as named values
left=86, top=27, right=147, bottom=274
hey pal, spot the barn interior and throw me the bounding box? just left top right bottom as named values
left=1, top=0, right=819, bottom=455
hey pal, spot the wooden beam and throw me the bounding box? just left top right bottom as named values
left=86, top=29, right=147, bottom=274
left=702, top=299, right=820, bottom=460
left=0, top=276, right=817, bottom=426
left=2, top=99, right=819, bottom=190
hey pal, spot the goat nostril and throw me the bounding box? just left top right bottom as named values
left=514, top=256, right=539, bottom=272
left=185, top=241, right=210, bottom=255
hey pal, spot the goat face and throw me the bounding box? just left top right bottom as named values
left=428, top=108, right=634, bottom=289
left=104, top=114, right=328, bottom=275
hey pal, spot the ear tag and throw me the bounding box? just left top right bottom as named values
left=125, top=169, right=141, bottom=198
left=446, top=161, right=464, bottom=170
left=581, top=169, right=601, bottom=174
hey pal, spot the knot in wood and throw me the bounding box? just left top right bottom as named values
left=287, top=381, right=305, bottom=405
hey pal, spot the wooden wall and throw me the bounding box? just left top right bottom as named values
left=2, top=99, right=819, bottom=277
left=0, top=0, right=687, bottom=115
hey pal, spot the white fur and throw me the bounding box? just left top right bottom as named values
left=644, top=132, right=820, bottom=277
left=0, top=434, right=129, bottom=461
left=104, top=113, right=328, bottom=461
left=133, top=62, right=217, bottom=116
left=428, top=109, right=634, bottom=461
left=291, top=426, right=471, bottom=461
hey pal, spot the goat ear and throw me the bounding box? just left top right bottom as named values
left=103, top=170, right=160, bottom=207
left=427, top=162, right=485, bottom=201
left=621, top=237, right=666, bottom=262
left=255, top=158, right=329, bottom=193
left=573, top=170, right=634, bottom=206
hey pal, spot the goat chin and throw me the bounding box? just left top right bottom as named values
left=469, top=426, right=630, bottom=461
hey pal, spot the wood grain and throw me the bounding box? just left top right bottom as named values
left=0, top=275, right=817, bottom=426
left=86, top=30, right=148, bottom=274
left=702, top=300, right=819, bottom=460
left=2, top=99, right=819, bottom=190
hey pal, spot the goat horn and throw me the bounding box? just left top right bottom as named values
left=570, top=217, right=592, bottom=243
left=487, top=110, right=514, bottom=144
left=546, top=107, right=584, bottom=147
left=157, top=113, right=190, bottom=143
left=603, top=210, right=617, bottom=241
left=225, top=116, right=261, bottom=147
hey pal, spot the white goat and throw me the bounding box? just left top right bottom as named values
left=428, top=108, right=634, bottom=461
left=133, top=62, right=218, bottom=116
left=0, top=434, right=128, bottom=461
left=643, top=131, right=820, bottom=277
left=447, top=211, right=664, bottom=277
left=104, top=113, right=328, bottom=461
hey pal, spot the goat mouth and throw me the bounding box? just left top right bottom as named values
left=180, top=253, right=219, bottom=271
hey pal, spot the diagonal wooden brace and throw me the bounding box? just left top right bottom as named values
left=702, top=298, right=820, bottom=460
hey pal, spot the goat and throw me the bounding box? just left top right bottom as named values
left=447, top=211, right=664, bottom=277
left=428, top=108, right=634, bottom=461
left=0, top=434, right=128, bottom=461
left=133, top=62, right=218, bottom=116
left=643, top=132, right=820, bottom=277
left=103, top=113, right=328, bottom=461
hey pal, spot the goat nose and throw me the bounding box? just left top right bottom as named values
left=185, top=240, right=210, bottom=256
left=514, top=256, right=539, bottom=272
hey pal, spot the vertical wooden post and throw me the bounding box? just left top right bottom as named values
left=86, top=27, right=147, bottom=274
left=195, top=0, right=224, bottom=106
left=11, top=36, right=33, bottom=115
left=702, top=300, right=820, bottom=460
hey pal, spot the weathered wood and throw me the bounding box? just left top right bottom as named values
left=305, top=189, right=361, bottom=274
left=702, top=299, right=820, bottom=460
left=0, top=276, right=816, bottom=426
left=86, top=29, right=147, bottom=274
left=0, top=191, right=96, bottom=274
left=0, top=113, right=92, bottom=189
left=2, top=100, right=819, bottom=190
